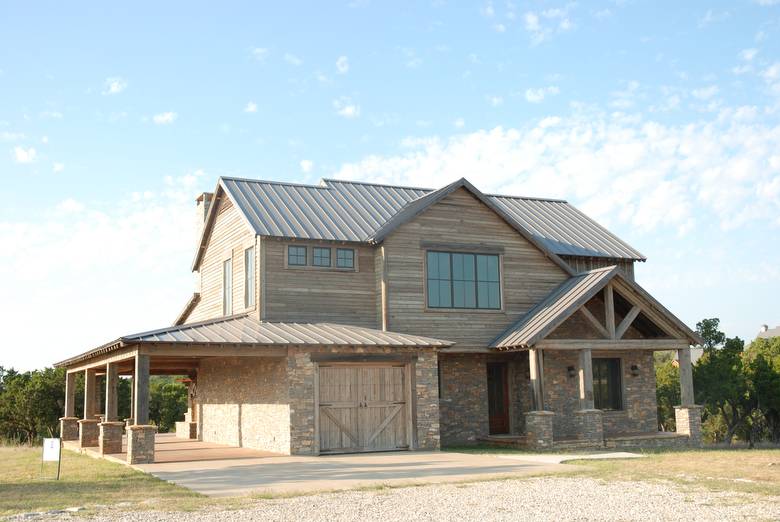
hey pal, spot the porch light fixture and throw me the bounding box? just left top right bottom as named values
left=630, top=364, right=640, bottom=376
left=567, top=366, right=576, bottom=378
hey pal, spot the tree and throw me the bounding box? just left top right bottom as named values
left=696, top=318, right=726, bottom=350
left=0, top=367, right=66, bottom=444
left=744, top=337, right=780, bottom=443
left=149, top=377, right=188, bottom=433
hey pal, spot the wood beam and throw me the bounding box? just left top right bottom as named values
left=83, top=369, right=96, bottom=419
left=65, top=347, right=138, bottom=373
left=604, top=285, right=616, bottom=339
left=615, top=305, right=642, bottom=340
left=578, top=307, right=610, bottom=338
left=104, top=362, right=119, bottom=421
left=137, top=344, right=288, bottom=358
left=678, top=346, right=695, bottom=405
left=133, top=354, right=150, bottom=425
left=64, top=372, right=76, bottom=417
left=578, top=348, right=595, bottom=410
left=537, top=339, right=690, bottom=351
left=529, top=349, right=544, bottom=410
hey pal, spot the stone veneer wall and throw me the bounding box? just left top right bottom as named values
left=438, top=353, right=529, bottom=446
left=286, top=346, right=440, bottom=455
left=543, top=350, right=658, bottom=440
left=197, top=356, right=291, bottom=454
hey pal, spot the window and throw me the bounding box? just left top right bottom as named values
left=288, top=245, right=307, bottom=266
left=593, top=358, right=622, bottom=410
left=222, top=258, right=232, bottom=315
left=313, top=247, right=331, bottom=267
left=336, top=248, right=355, bottom=269
left=426, top=251, right=501, bottom=309
left=244, top=247, right=255, bottom=308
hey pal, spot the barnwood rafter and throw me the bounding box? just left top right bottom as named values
left=578, top=307, right=610, bottom=338
left=615, top=305, right=642, bottom=340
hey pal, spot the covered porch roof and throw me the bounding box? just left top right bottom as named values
left=491, top=265, right=703, bottom=350
left=54, top=314, right=454, bottom=371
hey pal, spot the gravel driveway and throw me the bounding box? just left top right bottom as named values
left=74, top=477, right=780, bottom=521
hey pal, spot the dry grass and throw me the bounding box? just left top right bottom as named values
left=0, top=445, right=216, bottom=516
left=567, top=448, right=780, bottom=496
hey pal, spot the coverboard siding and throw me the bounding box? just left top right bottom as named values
left=189, top=196, right=257, bottom=322
left=383, top=188, right=569, bottom=350
left=263, top=239, right=378, bottom=328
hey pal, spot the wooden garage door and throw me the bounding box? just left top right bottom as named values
left=318, top=365, right=409, bottom=453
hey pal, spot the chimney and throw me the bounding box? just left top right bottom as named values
left=760, top=324, right=769, bottom=333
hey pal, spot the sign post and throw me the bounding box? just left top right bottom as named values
left=41, top=438, right=62, bottom=480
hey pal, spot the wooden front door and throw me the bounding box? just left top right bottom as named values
left=318, top=365, right=409, bottom=453
left=487, top=362, right=510, bottom=435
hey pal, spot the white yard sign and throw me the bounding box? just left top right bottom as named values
left=42, top=438, right=60, bottom=462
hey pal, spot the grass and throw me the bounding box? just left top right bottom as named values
left=0, top=445, right=221, bottom=516
left=445, top=444, right=780, bottom=496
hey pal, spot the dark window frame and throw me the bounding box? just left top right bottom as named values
left=312, top=247, right=332, bottom=267
left=336, top=248, right=355, bottom=269
left=287, top=245, right=307, bottom=266
left=593, top=358, right=623, bottom=411
left=425, top=250, right=502, bottom=310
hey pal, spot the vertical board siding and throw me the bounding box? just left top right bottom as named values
left=189, top=197, right=257, bottom=323
left=561, top=255, right=635, bottom=280
left=382, top=188, right=569, bottom=350
left=263, top=240, right=378, bottom=328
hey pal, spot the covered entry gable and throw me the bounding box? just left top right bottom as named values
left=490, top=266, right=702, bottom=350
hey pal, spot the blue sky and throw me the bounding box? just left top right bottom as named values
left=2, top=1, right=779, bottom=369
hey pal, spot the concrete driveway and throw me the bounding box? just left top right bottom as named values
left=136, top=448, right=569, bottom=497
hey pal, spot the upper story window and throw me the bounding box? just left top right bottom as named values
left=336, top=248, right=354, bottom=269
left=244, top=246, right=255, bottom=308
left=222, top=258, right=233, bottom=315
left=426, top=251, right=501, bottom=310
left=313, top=247, right=331, bottom=267
left=593, top=358, right=622, bottom=410
left=288, top=245, right=307, bottom=266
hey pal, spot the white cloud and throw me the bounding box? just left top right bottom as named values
left=300, top=159, right=314, bottom=173
left=332, top=97, right=361, bottom=118
left=284, top=53, right=303, bottom=66
left=41, top=135, right=49, bottom=144
left=0, top=131, right=25, bottom=141
left=494, top=23, right=506, bottom=33
left=486, top=95, right=504, bottom=107
left=153, top=112, right=177, bottom=125
left=336, top=56, right=349, bottom=74
left=699, top=9, right=729, bottom=28
left=244, top=101, right=258, bottom=113
left=691, top=85, right=719, bottom=100
left=454, top=117, right=465, bottom=129
left=102, top=76, right=127, bottom=95
left=0, top=171, right=209, bottom=370
left=251, top=47, right=268, bottom=61
left=525, top=85, right=560, bottom=103
left=740, top=48, right=758, bottom=62
left=40, top=111, right=63, bottom=119
left=333, top=107, right=780, bottom=235
left=53, top=162, right=64, bottom=173
left=523, top=7, right=573, bottom=44
left=13, top=146, right=36, bottom=163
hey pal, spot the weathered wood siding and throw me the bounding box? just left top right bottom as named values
left=262, top=239, right=378, bottom=328
left=561, top=256, right=635, bottom=280
left=189, top=196, right=257, bottom=322
left=382, top=188, right=570, bottom=350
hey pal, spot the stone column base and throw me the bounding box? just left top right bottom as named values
left=575, top=409, right=604, bottom=446
left=675, top=405, right=703, bottom=447
left=77, top=419, right=100, bottom=448
left=99, top=421, right=125, bottom=455
left=525, top=411, right=554, bottom=450
left=59, top=417, right=79, bottom=441
left=127, top=425, right=157, bottom=464
left=175, top=421, right=197, bottom=439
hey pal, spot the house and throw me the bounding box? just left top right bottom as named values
left=758, top=324, right=780, bottom=339
left=55, top=177, right=703, bottom=464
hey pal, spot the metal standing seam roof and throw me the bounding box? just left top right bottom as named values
left=54, top=314, right=454, bottom=368
left=491, top=266, right=619, bottom=349
left=213, top=176, right=645, bottom=261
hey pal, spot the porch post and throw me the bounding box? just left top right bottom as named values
left=127, top=353, right=156, bottom=464
left=525, top=348, right=554, bottom=449
left=126, top=373, right=135, bottom=428
left=99, top=362, right=123, bottom=454
left=576, top=348, right=603, bottom=446
left=78, top=369, right=99, bottom=447
left=59, top=372, right=79, bottom=441
left=675, top=346, right=702, bottom=446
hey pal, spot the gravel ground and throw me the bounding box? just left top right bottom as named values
left=19, top=477, right=780, bottom=521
